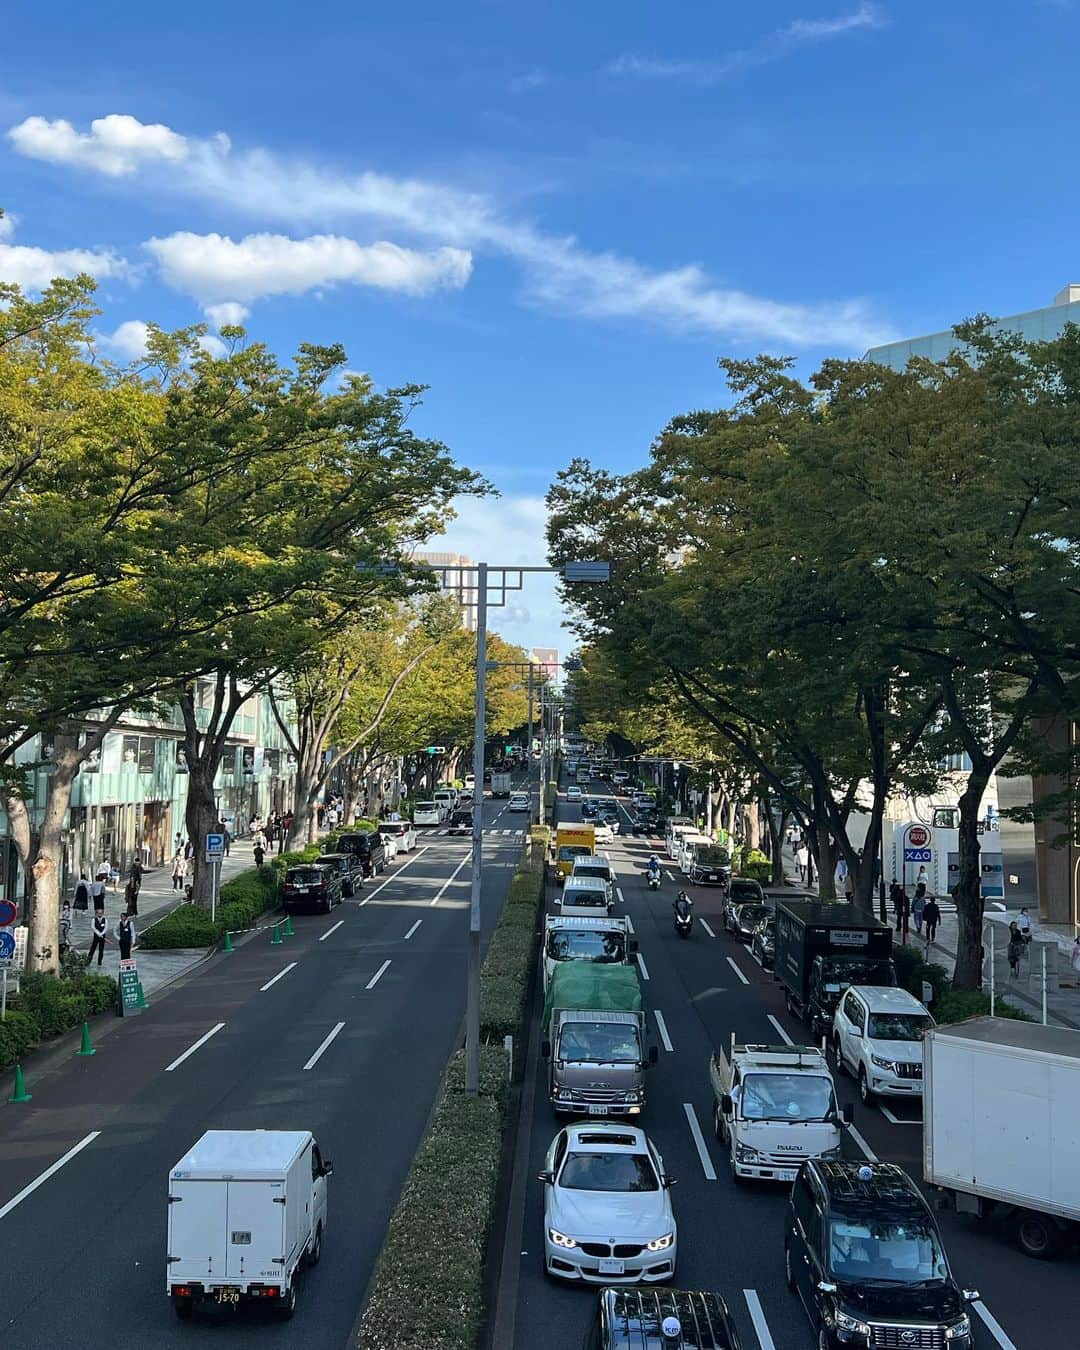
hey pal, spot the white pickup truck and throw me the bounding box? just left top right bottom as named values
left=167, top=1129, right=332, bottom=1320
left=709, top=1040, right=852, bottom=1182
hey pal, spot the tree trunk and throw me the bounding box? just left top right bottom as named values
left=746, top=803, right=762, bottom=852
left=952, top=767, right=992, bottom=990
left=766, top=806, right=787, bottom=885
left=184, top=762, right=220, bottom=907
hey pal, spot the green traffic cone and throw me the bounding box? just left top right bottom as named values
left=136, top=982, right=149, bottom=1010
left=8, top=1063, right=31, bottom=1103
left=222, top=929, right=235, bottom=953
left=283, top=914, right=295, bottom=938
left=270, top=924, right=283, bottom=946
left=75, top=1021, right=96, bottom=1056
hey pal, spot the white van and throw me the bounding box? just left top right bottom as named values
left=570, top=855, right=615, bottom=905
left=666, top=821, right=697, bottom=861
left=558, top=874, right=613, bottom=917
left=678, top=832, right=713, bottom=874
left=433, top=789, right=455, bottom=818
left=413, top=801, right=442, bottom=827
left=167, top=1129, right=331, bottom=1321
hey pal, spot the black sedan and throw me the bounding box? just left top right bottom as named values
left=314, top=851, right=364, bottom=897
left=723, top=877, right=766, bottom=929
left=447, top=808, right=473, bottom=836
left=581, top=798, right=600, bottom=819
left=730, top=901, right=771, bottom=941
left=751, top=915, right=776, bottom=969
left=336, top=830, right=388, bottom=877
left=282, top=864, right=343, bottom=914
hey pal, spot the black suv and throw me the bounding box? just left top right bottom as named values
left=314, top=852, right=364, bottom=897
left=282, top=864, right=343, bottom=914
left=785, top=1160, right=976, bottom=1348
left=336, top=831, right=387, bottom=877
left=584, top=1288, right=742, bottom=1349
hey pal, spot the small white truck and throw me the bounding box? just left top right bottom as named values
left=167, top=1129, right=332, bottom=1320
left=923, top=1016, right=1080, bottom=1259
left=709, top=1039, right=852, bottom=1182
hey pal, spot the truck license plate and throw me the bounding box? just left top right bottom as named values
left=587, top=1105, right=608, bottom=1116
left=598, top=1259, right=625, bottom=1275
left=215, top=1287, right=241, bottom=1304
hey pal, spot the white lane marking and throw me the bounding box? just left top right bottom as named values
left=431, top=852, right=473, bottom=906
left=625, top=915, right=635, bottom=935
left=699, top=917, right=716, bottom=938
left=665, top=870, right=676, bottom=882
left=0, top=1131, right=101, bottom=1221
left=366, top=959, right=391, bottom=990
left=743, top=1290, right=777, bottom=1350
left=303, top=1021, right=346, bottom=1071
left=767, top=1014, right=793, bottom=1046
left=973, top=1301, right=1020, bottom=1350
left=879, top=1104, right=918, bottom=1125
left=404, top=919, right=422, bottom=940
left=319, top=919, right=344, bottom=942
left=750, top=947, right=763, bottom=968
left=682, top=1103, right=717, bottom=1181
left=260, top=961, right=297, bottom=992
left=359, top=846, right=431, bottom=905
left=654, top=1010, right=673, bottom=1052
left=616, top=886, right=625, bottom=904
left=165, top=1022, right=226, bottom=1072
left=726, top=955, right=749, bottom=985
left=848, top=1124, right=877, bottom=1161
left=636, top=952, right=650, bottom=981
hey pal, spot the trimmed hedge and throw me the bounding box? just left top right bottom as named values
left=355, top=1047, right=508, bottom=1350
left=1, top=969, right=119, bottom=1069
left=140, top=863, right=283, bottom=950
left=479, top=849, right=545, bottom=1042
left=890, top=941, right=1033, bottom=1024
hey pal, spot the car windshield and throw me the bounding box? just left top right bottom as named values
left=868, top=1013, right=931, bottom=1041
left=558, top=1023, right=641, bottom=1063
left=829, top=1219, right=949, bottom=1284
left=822, top=958, right=896, bottom=990
left=740, top=1072, right=834, bottom=1122
left=417, top=803, right=438, bottom=811
left=574, top=866, right=611, bottom=883
left=729, top=882, right=761, bottom=901
left=558, top=845, right=592, bottom=863
left=737, top=904, right=770, bottom=926
left=287, top=868, right=324, bottom=884
left=316, top=857, right=346, bottom=871
left=694, top=845, right=731, bottom=865
left=546, top=931, right=627, bottom=963
left=564, top=891, right=606, bottom=909
left=559, top=1151, right=658, bottom=1192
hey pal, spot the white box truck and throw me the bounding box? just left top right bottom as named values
left=491, top=769, right=513, bottom=798
left=923, top=1017, right=1080, bottom=1258
left=166, top=1129, right=332, bottom=1319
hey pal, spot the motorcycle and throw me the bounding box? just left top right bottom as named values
left=647, top=867, right=662, bottom=891
left=673, top=892, right=693, bottom=938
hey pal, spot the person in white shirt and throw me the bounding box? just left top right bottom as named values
left=1016, top=907, right=1032, bottom=946
left=87, top=911, right=109, bottom=967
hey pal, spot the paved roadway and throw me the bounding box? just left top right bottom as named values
left=502, top=775, right=1066, bottom=1350
left=0, top=784, right=531, bottom=1349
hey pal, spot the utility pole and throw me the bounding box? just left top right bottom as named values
left=464, top=562, right=488, bottom=1095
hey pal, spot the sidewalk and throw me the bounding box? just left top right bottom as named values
left=780, top=847, right=1080, bottom=1030
left=67, top=839, right=263, bottom=998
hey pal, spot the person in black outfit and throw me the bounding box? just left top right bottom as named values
left=922, top=897, right=941, bottom=944
left=87, top=910, right=108, bottom=967
left=253, top=842, right=265, bottom=868
left=117, top=911, right=135, bottom=961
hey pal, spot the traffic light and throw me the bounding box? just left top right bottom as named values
left=425, top=745, right=446, bottom=755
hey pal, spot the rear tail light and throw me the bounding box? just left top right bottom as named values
left=172, top=1286, right=193, bottom=1297
left=249, top=1285, right=281, bottom=1299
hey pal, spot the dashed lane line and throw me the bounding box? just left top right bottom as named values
left=359, top=846, right=431, bottom=905
left=0, top=1132, right=101, bottom=1220
left=636, top=952, right=650, bottom=981
left=303, top=1021, right=345, bottom=1071
left=654, top=1010, right=673, bottom=1052
left=767, top=1014, right=793, bottom=1046
left=743, top=1291, right=777, bottom=1350
left=625, top=915, right=635, bottom=935
left=165, top=1022, right=225, bottom=1072
left=726, top=955, right=750, bottom=986
left=431, top=853, right=473, bottom=907
left=848, top=1123, right=877, bottom=1161
left=319, top=919, right=344, bottom=941
left=699, top=917, right=716, bottom=938
left=879, top=1104, right=919, bottom=1125
left=682, top=1102, right=717, bottom=1181
left=616, top=886, right=625, bottom=904
left=260, top=961, right=297, bottom=992
left=404, top=919, right=422, bottom=940
left=366, top=959, right=392, bottom=990
left=973, top=1301, right=1020, bottom=1350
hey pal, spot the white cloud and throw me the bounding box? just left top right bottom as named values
left=143, top=231, right=473, bottom=304
left=197, top=333, right=228, bottom=358
left=203, top=300, right=249, bottom=328
left=508, top=68, right=551, bottom=93
left=101, top=318, right=151, bottom=360
left=0, top=220, right=132, bottom=291
left=9, top=111, right=892, bottom=349
left=9, top=113, right=189, bottom=177
left=608, top=3, right=886, bottom=86
left=0, top=212, right=15, bottom=242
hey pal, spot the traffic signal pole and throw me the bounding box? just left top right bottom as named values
left=464, top=562, right=488, bottom=1097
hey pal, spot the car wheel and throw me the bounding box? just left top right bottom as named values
left=1015, top=1209, right=1061, bottom=1260
left=832, top=1037, right=846, bottom=1076
left=274, top=1281, right=297, bottom=1320
left=784, top=1242, right=796, bottom=1292
left=858, top=1065, right=874, bottom=1106
left=308, top=1221, right=323, bottom=1266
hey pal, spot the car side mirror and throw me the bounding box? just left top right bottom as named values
left=963, top=1288, right=980, bottom=1302
left=662, top=1175, right=677, bottom=1188
left=817, top=1280, right=837, bottom=1295
left=648, top=1046, right=659, bottom=1066
left=541, top=1040, right=551, bottom=1058
left=841, top=1103, right=854, bottom=1125
left=720, top=1094, right=733, bottom=1116
left=537, top=1170, right=554, bottom=1185
left=321, top=1160, right=334, bottom=1177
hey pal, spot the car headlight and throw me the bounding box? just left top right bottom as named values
left=945, top=1315, right=971, bottom=1340
left=548, top=1228, right=578, bottom=1249
left=622, top=1089, right=642, bottom=1102
left=871, top=1053, right=897, bottom=1072
left=735, top=1142, right=762, bottom=1162
left=834, top=1309, right=871, bottom=1335
left=556, top=1088, right=573, bottom=1101
left=646, top=1232, right=674, bottom=1251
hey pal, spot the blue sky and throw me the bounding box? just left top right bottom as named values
left=3, top=0, right=1078, bottom=652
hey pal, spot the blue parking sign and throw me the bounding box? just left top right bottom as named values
left=205, top=832, right=225, bottom=861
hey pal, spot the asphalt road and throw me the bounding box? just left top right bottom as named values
left=0, top=783, right=532, bottom=1349
left=501, top=777, right=1066, bottom=1350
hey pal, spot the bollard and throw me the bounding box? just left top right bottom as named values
left=76, top=1021, right=96, bottom=1056
left=222, top=930, right=235, bottom=954
left=270, top=924, right=283, bottom=946
left=283, top=914, right=295, bottom=938
left=8, top=1063, right=31, bottom=1103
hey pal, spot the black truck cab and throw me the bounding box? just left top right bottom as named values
left=774, top=902, right=895, bottom=1038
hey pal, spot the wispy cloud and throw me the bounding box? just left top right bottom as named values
left=608, top=3, right=886, bottom=86
left=508, top=68, right=552, bottom=93
left=8, top=112, right=892, bottom=350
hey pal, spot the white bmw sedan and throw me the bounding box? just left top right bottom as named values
left=539, top=1123, right=677, bottom=1284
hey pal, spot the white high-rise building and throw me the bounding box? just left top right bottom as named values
left=412, top=551, right=478, bottom=631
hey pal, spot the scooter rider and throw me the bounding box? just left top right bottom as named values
left=673, top=889, right=693, bottom=936
left=647, top=854, right=662, bottom=889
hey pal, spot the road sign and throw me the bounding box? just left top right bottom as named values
left=0, top=931, right=15, bottom=962
left=117, top=958, right=143, bottom=1016
left=205, top=832, right=225, bottom=862
left=0, top=900, right=16, bottom=927
left=904, top=847, right=932, bottom=863
left=904, top=824, right=931, bottom=849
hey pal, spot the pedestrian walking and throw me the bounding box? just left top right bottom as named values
left=130, top=855, right=143, bottom=892
left=87, top=910, right=108, bottom=967
left=73, top=872, right=90, bottom=912
left=171, top=851, right=186, bottom=891
left=90, top=873, right=107, bottom=909
left=184, top=837, right=194, bottom=861
left=280, top=812, right=293, bottom=852
left=1008, top=922, right=1024, bottom=977
left=60, top=898, right=72, bottom=955
left=795, top=842, right=808, bottom=884
left=896, top=888, right=911, bottom=942
left=253, top=842, right=265, bottom=868
left=889, top=877, right=902, bottom=915
left=923, top=897, right=941, bottom=945
left=124, top=876, right=139, bottom=917
left=912, top=886, right=926, bottom=935
left=117, top=911, right=136, bottom=961
left=1017, top=906, right=1032, bottom=948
